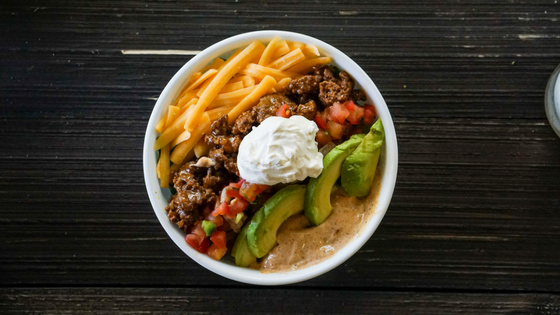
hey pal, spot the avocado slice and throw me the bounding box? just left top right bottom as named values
left=231, top=224, right=256, bottom=267
left=341, top=120, right=384, bottom=197
left=304, top=134, right=365, bottom=226
left=247, top=185, right=306, bottom=258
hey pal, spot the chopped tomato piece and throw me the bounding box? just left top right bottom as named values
left=240, top=181, right=270, bottom=202
left=226, top=187, right=245, bottom=200
left=207, top=244, right=227, bottom=260
left=229, top=197, right=249, bottom=216
left=212, top=202, right=229, bottom=217
left=326, top=120, right=345, bottom=139
left=346, top=104, right=364, bottom=125
left=363, top=105, right=376, bottom=125
left=257, top=184, right=269, bottom=193
left=344, top=100, right=356, bottom=111
left=318, top=111, right=329, bottom=125
left=185, top=234, right=210, bottom=253
left=210, top=230, right=227, bottom=249
left=315, top=130, right=332, bottom=147
left=191, top=221, right=207, bottom=238
left=276, top=104, right=291, bottom=118
left=326, top=102, right=350, bottom=124
left=219, top=187, right=232, bottom=205
left=230, top=178, right=245, bottom=189
left=314, top=114, right=327, bottom=129
left=206, top=213, right=223, bottom=227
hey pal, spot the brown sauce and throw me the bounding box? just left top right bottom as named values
left=258, top=169, right=382, bottom=273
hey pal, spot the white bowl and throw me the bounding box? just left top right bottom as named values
left=143, top=30, right=398, bottom=285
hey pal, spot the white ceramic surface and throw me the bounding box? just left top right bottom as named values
left=545, top=63, right=560, bottom=138
left=143, top=30, right=398, bottom=285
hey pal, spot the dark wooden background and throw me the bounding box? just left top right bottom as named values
left=2, top=0, right=560, bottom=314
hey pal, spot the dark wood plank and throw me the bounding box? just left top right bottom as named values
left=3, top=0, right=560, bottom=52
left=2, top=288, right=559, bottom=315
left=3, top=50, right=559, bottom=119
left=1, top=0, right=560, bottom=293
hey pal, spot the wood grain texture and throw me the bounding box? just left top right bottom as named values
left=1, top=288, right=559, bottom=315
left=1, top=0, right=560, bottom=312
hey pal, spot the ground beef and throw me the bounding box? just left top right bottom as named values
left=165, top=161, right=216, bottom=232
left=321, top=66, right=338, bottom=83
left=319, top=80, right=349, bottom=107
left=232, top=94, right=317, bottom=136
left=232, top=94, right=298, bottom=136
left=296, top=100, right=317, bottom=120
left=209, top=148, right=239, bottom=176
left=351, top=89, right=367, bottom=102
left=286, top=75, right=321, bottom=104
left=287, top=75, right=321, bottom=95
left=316, top=69, right=357, bottom=107
left=338, top=71, right=354, bottom=95
left=202, top=167, right=230, bottom=190
left=204, top=115, right=242, bottom=174
left=232, top=110, right=256, bottom=135
left=166, top=115, right=244, bottom=232
left=205, top=116, right=242, bottom=153
left=205, top=134, right=241, bottom=153
left=290, top=66, right=364, bottom=108
left=254, top=94, right=297, bottom=123
left=210, top=113, right=230, bottom=135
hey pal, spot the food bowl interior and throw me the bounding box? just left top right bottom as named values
left=143, top=30, right=398, bottom=285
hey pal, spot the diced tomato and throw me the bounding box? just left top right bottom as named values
left=344, top=100, right=356, bottom=111
left=191, top=221, right=207, bottom=238
left=256, top=184, right=269, bottom=193
left=326, top=102, right=350, bottom=124
left=207, top=243, right=227, bottom=260
left=212, top=202, right=229, bottom=217
left=226, top=187, right=245, bottom=200
left=229, top=197, right=249, bottom=216
left=326, top=120, right=345, bottom=139
left=363, top=105, right=376, bottom=125
left=346, top=104, right=364, bottom=125
left=239, top=181, right=252, bottom=200
left=223, top=179, right=249, bottom=204
left=214, top=196, right=222, bottom=210
left=314, top=114, right=327, bottom=130
left=240, top=181, right=270, bottom=202
left=206, top=213, right=223, bottom=227
left=185, top=234, right=210, bottom=253
left=230, top=178, right=245, bottom=189
left=219, top=187, right=232, bottom=205
left=210, top=230, right=227, bottom=249
left=318, top=111, right=329, bottom=126
left=276, top=104, right=291, bottom=118
left=315, top=130, right=332, bottom=147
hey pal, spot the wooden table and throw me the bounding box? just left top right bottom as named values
left=2, top=1, right=560, bottom=313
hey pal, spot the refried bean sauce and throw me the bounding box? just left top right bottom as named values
left=257, top=169, right=383, bottom=273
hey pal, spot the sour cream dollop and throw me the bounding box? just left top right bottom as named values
left=237, top=116, right=323, bottom=185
